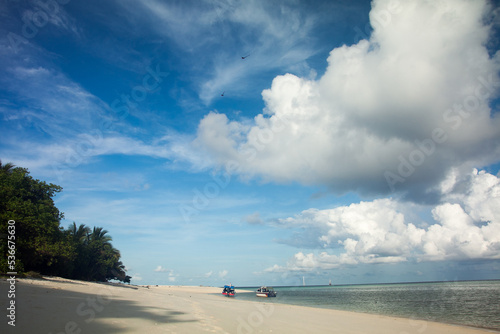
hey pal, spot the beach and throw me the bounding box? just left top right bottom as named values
left=1, top=277, right=498, bottom=334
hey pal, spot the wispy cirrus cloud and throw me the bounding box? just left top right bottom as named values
left=118, top=0, right=323, bottom=104
left=0, top=38, right=174, bottom=180
left=0, top=0, right=82, bottom=45
left=20, top=6, right=81, bottom=39
left=1, top=135, right=175, bottom=182
left=1, top=65, right=107, bottom=137
left=0, top=34, right=111, bottom=144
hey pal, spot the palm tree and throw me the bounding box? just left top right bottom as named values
left=64, top=223, right=91, bottom=279
left=85, top=227, right=114, bottom=281
left=89, top=227, right=112, bottom=245
left=67, top=222, right=91, bottom=244
left=0, top=160, right=15, bottom=173
left=64, top=224, right=128, bottom=282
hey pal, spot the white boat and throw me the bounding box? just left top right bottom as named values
left=256, top=286, right=277, bottom=297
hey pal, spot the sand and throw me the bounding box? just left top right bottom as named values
left=0, top=277, right=498, bottom=334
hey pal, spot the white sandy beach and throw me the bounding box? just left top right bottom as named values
left=0, top=277, right=498, bottom=334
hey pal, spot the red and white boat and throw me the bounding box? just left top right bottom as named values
left=256, top=286, right=276, bottom=297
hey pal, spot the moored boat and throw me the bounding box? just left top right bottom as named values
left=222, top=285, right=235, bottom=297
left=256, top=286, right=276, bottom=297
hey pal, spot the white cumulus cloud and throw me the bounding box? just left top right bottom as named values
left=154, top=266, right=179, bottom=282
left=154, top=265, right=169, bottom=272
left=219, top=270, right=229, bottom=279
left=266, top=169, right=500, bottom=273
left=180, top=0, right=500, bottom=199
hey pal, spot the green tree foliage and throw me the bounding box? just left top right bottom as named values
left=0, top=161, right=66, bottom=274
left=0, top=161, right=131, bottom=283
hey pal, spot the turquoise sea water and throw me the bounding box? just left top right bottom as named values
left=235, top=281, right=500, bottom=331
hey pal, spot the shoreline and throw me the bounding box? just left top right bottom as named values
left=236, top=293, right=500, bottom=333
left=234, top=289, right=500, bottom=333
left=1, top=277, right=498, bottom=334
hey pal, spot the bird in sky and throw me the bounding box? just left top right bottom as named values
left=241, top=54, right=250, bottom=59
left=221, top=91, right=225, bottom=96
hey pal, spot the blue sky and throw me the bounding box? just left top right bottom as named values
left=1, top=0, right=500, bottom=286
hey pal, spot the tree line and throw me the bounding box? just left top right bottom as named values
left=0, top=161, right=130, bottom=283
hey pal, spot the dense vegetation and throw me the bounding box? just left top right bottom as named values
left=0, top=161, right=130, bottom=283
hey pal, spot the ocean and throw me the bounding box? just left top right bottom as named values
left=235, top=280, right=500, bottom=331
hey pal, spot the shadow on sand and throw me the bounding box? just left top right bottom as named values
left=0, top=279, right=197, bottom=333
left=30, top=276, right=141, bottom=290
